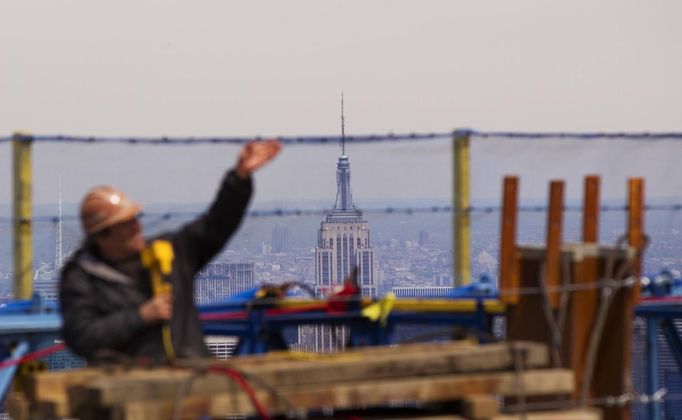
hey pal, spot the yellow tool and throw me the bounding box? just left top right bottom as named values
left=361, top=292, right=396, bottom=327
left=140, top=240, right=175, bottom=361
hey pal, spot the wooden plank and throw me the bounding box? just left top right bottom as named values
left=32, top=399, right=68, bottom=420
left=567, top=175, right=601, bottom=399
left=32, top=367, right=200, bottom=418
left=177, top=339, right=511, bottom=372
left=628, top=178, right=644, bottom=301
left=5, top=391, right=29, bottom=420
left=114, top=369, right=574, bottom=418
left=230, top=341, right=549, bottom=388
left=462, top=395, right=500, bottom=419
left=545, top=180, right=564, bottom=309
left=31, top=341, right=538, bottom=415
left=500, top=176, right=519, bottom=304
left=592, top=178, right=643, bottom=420
left=26, top=367, right=103, bottom=403
left=492, top=408, right=602, bottom=419
left=71, top=341, right=549, bottom=407
left=172, top=339, right=480, bottom=372
left=583, top=176, right=600, bottom=243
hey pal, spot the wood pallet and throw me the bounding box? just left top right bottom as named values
left=11, top=341, right=601, bottom=419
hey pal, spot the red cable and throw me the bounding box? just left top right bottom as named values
left=0, top=342, right=66, bottom=370
left=209, top=365, right=271, bottom=419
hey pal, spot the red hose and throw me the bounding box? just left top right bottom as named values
left=0, top=342, right=66, bottom=370
left=208, top=365, right=271, bottom=419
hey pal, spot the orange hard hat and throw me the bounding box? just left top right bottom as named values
left=80, top=186, right=142, bottom=236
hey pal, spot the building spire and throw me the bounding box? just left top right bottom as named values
left=329, top=93, right=362, bottom=221
left=340, top=92, right=346, bottom=156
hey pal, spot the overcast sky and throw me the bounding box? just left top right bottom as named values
left=1, top=1, right=681, bottom=208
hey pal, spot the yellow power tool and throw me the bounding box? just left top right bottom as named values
left=140, top=240, right=175, bottom=361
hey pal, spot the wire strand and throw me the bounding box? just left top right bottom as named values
left=4, top=129, right=682, bottom=144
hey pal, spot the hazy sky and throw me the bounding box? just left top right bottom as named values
left=1, top=1, right=681, bottom=208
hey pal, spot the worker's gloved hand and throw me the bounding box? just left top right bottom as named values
left=138, top=294, right=173, bottom=324
left=235, top=140, right=282, bottom=179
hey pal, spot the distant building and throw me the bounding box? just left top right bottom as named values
left=34, top=278, right=59, bottom=303
left=194, top=262, right=255, bottom=304
left=299, top=97, right=377, bottom=352
left=205, top=336, right=239, bottom=360
left=47, top=341, right=85, bottom=371
left=313, top=151, right=376, bottom=299
left=434, top=273, right=453, bottom=287
left=392, top=286, right=456, bottom=298
left=271, top=226, right=289, bottom=254
left=419, top=230, right=430, bottom=247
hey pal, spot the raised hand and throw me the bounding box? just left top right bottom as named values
left=235, top=139, right=282, bottom=179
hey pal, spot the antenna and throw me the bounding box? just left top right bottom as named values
left=340, top=92, right=346, bottom=156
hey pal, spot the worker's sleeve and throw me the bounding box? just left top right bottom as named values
left=59, top=267, right=146, bottom=360
left=174, top=169, right=253, bottom=275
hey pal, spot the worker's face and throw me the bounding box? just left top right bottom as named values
left=95, top=217, right=146, bottom=261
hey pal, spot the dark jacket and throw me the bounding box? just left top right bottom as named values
left=59, top=170, right=252, bottom=361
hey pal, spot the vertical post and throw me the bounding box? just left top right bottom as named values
left=499, top=176, right=519, bottom=304
left=453, top=130, right=471, bottom=285
left=628, top=178, right=644, bottom=301
left=570, top=175, right=601, bottom=398
left=583, top=175, right=600, bottom=243
left=595, top=178, right=644, bottom=420
left=12, top=132, right=33, bottom=300
left=545, top=180, right=564, bottom=308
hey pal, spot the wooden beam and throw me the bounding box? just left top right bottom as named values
left=628, top=178, right=644, bottom=301
left=500, top=176, right=519, bottom=304
left=567, top=176, right=601, bottom=398
left=462, top=395, right=500, bottom=419
left=5, top=392, right=29, bottom=420
left=492, top=408, right=602, bottom=419
left=69, top=342, right=550, bottom=407
left=177, top=339, right=480, bottom=369
left=31, top=341, right=484, bottom=409
left=583, top=176, right=600, bottom=243
left=229, top=342, right=549, bottom=389
left=545, top=180, right=564, bottom=308
left=111, top=369, right=574, bottom=418
left=591, top=179, right=644, bottom=420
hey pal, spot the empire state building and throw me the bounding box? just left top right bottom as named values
left=314, top=154, right=377, bottom=298
left=295, top=98, right=377, bottom=353
left=315, top=102, right=377, bottom=299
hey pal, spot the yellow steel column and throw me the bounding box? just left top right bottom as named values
left=453, top=130, right=471, bottom=285
left=13, top=132, right=33, bottom=300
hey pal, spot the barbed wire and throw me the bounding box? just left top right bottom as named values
left=0, top=132, right=452, bottom=145
left=468, top=130, right=682, bottom=141
left=1, top=202, right=679, bottom=224
left=503, top=388, right=671, bottom=413
left=5, top=261, right=642, bottom=307
left=3, top=130, right=682, bottom=145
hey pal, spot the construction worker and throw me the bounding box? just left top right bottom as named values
left=59, top=140, right=282, bottom=362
